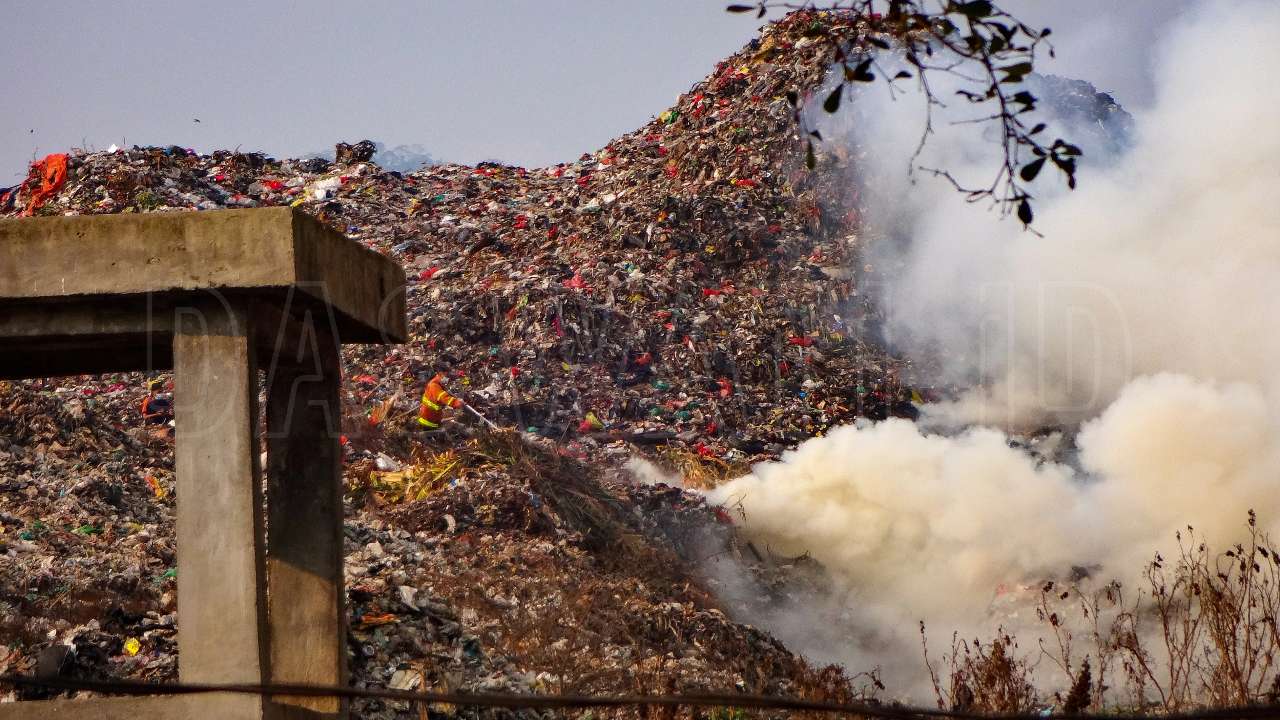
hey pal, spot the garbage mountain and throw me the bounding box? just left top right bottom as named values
left=1, top=11, right=897, bottom=717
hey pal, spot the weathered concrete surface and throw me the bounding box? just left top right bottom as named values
left=173, top=301, right=269, bottom=709
left=265, top=322, right=346, bottom=717
left=0, top=207, right=407, bottom=349
left=0, top=298, right=172, bottom=379
left=0, top=693, right=266, bottom=720
left=0, top=209, right=404, bottom=719
left=0, top=693, right=339, bottom=719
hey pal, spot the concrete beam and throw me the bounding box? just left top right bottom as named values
left=0, top=208, right=406, bottom=343
left=0, top=693, right=266, bottom=720
left=0, top=293, right=365, bottom=380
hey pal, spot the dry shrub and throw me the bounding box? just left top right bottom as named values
left=1103, top=511, right=1280, bottom=711
left=962, top=512, right=1280, bottom=713
left=924, top=627, right=1037, bottom=713
left=468, top=431, right=634, bottom=555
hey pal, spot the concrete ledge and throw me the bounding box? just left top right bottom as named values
left=0, top=693, right=266, bottom=720
left=0, top=207, right=406, bottom=343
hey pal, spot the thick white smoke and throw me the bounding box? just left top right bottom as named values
left=704, top=0, right=1280, bottom=695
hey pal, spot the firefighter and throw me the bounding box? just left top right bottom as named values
left=417, top=372, right=465, bottom=430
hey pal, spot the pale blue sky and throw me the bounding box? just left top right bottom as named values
left=2, top=1, right=1193, bottom=184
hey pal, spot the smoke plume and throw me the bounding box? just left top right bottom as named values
left=704, top=0, right=1280, bottom=695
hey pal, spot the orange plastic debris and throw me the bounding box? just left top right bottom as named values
left=22, top=153, right=69, bottom=216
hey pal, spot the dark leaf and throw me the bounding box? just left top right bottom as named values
left=1041, top=26, right=1052, bottom=37
left=806, top=140, right=816, bottom=170
left=726, top=4, right=755, bottom=12
left=785, top=90, right=799, bottom=107
left=809, top=129, right=823, bottom=141
left=823, top=85, right=843, bottom=113
left=955, top=0, right=994, bottom=19
left=758, top=5, right=767, bottom=18
left=1017, top=198, right=1033, bottom=225
left=1030, top=122, right=1046, bottom=135
left=894, top=70, right=913, bottom=79
left=1020, top=157, right=1046, bottom=182
left=853, top=58, right=876, bottom=82
left=1001, top=62, right=1034, bottom=76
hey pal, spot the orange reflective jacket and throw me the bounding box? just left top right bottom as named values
left=417, top=376, right=462, bottom=428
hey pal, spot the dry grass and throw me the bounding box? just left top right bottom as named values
left=940, top=512, right=1280, bottom=714
left=654, top=448, right=751, bottom=491
left=923, top=627, right=1037, bottom=713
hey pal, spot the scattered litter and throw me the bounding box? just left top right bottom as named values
left=0, top=11, right=899, bottom=714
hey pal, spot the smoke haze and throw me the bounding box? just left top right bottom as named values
left=704, top=0, right=1280, bottom=695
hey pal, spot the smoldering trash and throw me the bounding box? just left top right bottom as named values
left=3, top=0, right=1280, bottom=715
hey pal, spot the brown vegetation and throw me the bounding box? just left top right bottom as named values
left=929, top=512, right=1280, bottom=714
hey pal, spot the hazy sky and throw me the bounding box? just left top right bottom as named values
left=2, top=1, right=1195, bottom=185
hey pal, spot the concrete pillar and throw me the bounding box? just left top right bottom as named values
left=173, top=299, right=269, bottom=719
left=0, top=209, right=407, bottom=720
left=264, top=317, right=347, bottom=719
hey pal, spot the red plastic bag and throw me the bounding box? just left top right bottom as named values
left=562, top=272, right=591, bottom=291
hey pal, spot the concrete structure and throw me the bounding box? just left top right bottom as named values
left=0, top=208, right=407, bottom=720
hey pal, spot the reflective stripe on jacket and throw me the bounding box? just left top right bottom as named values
left=418, top=377, right=461, bottom=427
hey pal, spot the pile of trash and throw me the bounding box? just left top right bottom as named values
left=1024, top=74, right=1136, bottom=159
left=1, top=10, right=915, bottom=463
left=1, top=10, right=902, bottom=717
left=0, top=379, right=179, bottom=692
left=340, top=432, right=864, bottom=717
left=0, top=384, right=864, bottom=716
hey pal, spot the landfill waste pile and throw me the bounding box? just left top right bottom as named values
left=0, top=379, right=865, bottom=717
left=1023, top=74, right=1135, bottom=159
left=311, top=140, right=441, bottom=174
left=0, top=381, right=179, bottom=688
left=1, top=10, right=906, bottom=717
left=1, top=10, right=916, bottom=461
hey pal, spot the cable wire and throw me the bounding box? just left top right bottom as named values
left=6, top=674, right=1280, bottom=719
